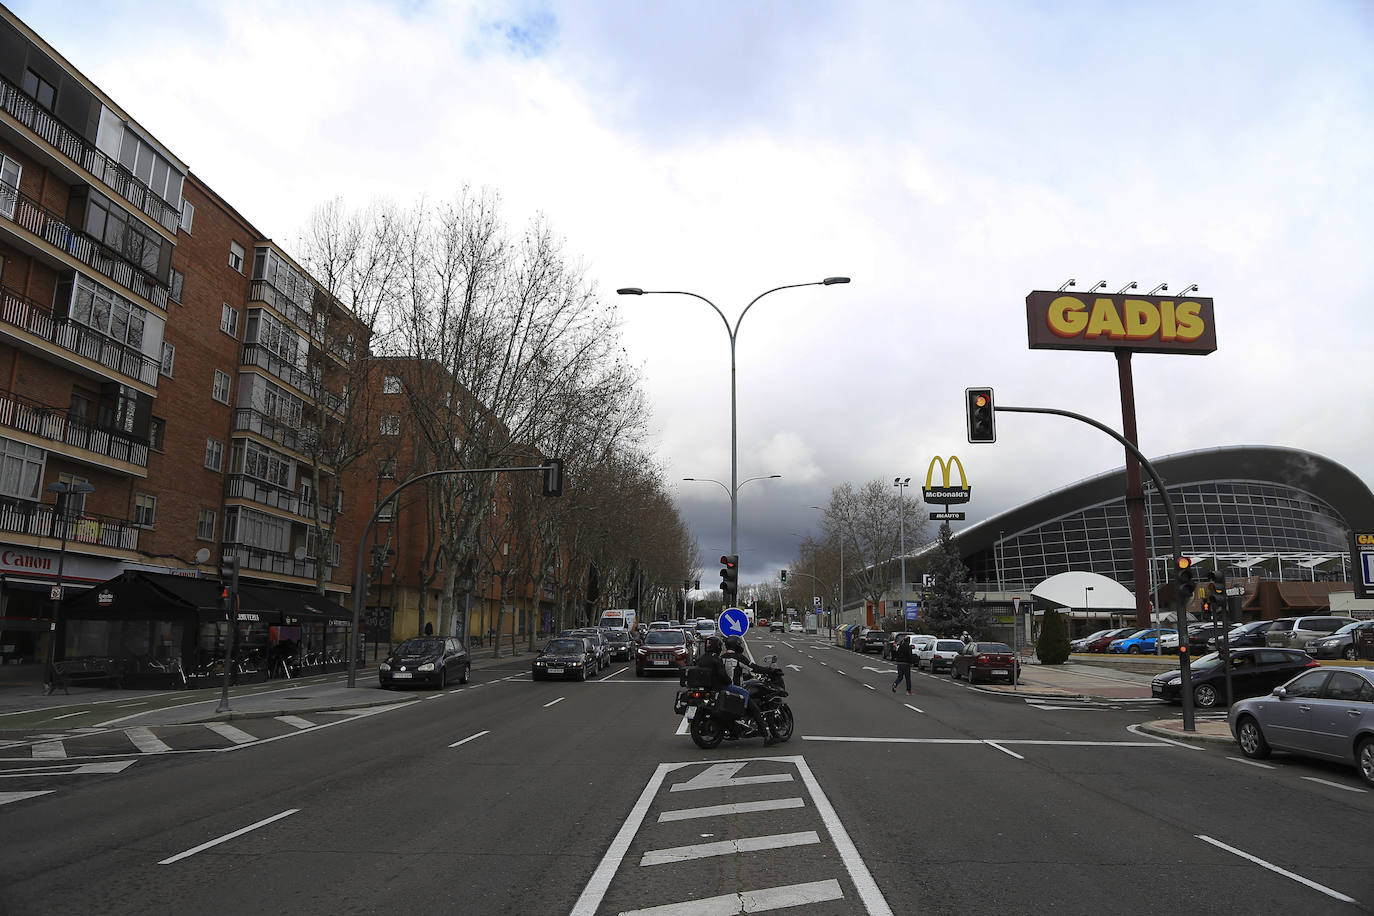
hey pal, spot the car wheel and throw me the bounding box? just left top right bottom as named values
left=1128, top=645, right=1141, bottom=654
left=1358, top=736, right=1374, bottom=789
left=951, top=665, right=960, bottom=680
left=1194, top=683, right=1218, bottom=708
left=1344, top=646, right=1358, bottom=661
left=1236, top=716, right=1271, bottom=760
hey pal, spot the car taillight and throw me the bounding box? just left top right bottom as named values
left=1305, top=660, right=1320, bottom=668
left=976, top=654, right=989, bottom=663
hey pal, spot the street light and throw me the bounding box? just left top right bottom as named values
left=895, top=477, right=911, bottom=631
left=620, top=277, right=850, bottom=559
left=682, top=474, right=781, bottom=501
left=1084, top=585, right=1094, bottom=629
left=42, top=480, right=95, bottom=695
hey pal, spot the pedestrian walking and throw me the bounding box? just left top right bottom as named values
left=891, top=635, right=914, bottom=694
left=960, top=630, right=972, bottom=646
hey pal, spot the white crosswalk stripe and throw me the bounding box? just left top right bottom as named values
left=274, top=716, right=315, bottom=730
left=124, top=726, right=171, bottom=754
left=204, top=722, right=256, bottom=744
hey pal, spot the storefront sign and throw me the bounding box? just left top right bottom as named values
left=1025, top=291, right=1217, bottom=355
left=1356, top=533, right=1374, bottom=599
left=923, top=455, right=971, bottom=504
left=97, top=590, right=114, bottom=606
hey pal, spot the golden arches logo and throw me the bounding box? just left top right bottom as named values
left=922, top=455, right=971, bottom=505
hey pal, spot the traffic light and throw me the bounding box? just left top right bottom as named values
left=966, top=387, right=996, bottom=443
left=1173, top=556, right=1195, bottom=615
left=219, top=555, right=239, bottom=615
left=541, top=458, right=564, bottom=497
left=780, top=569, right=787, bottom=583
left=719, top=555, right=738, bottom=599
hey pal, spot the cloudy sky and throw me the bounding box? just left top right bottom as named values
left=17, top=0, right=1374, bottom=584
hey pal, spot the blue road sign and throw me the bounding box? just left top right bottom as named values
left=718, top=607, right=751, bottom=637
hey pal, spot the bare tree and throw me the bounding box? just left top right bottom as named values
left=818, top=478, right=929, bottom=618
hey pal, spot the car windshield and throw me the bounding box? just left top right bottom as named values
left=1232, top=621, right=1266, bottom=634
left=976, top=643, right=1013, bottom=653
left=1333, top=621, right=1364, bottom=636
left=645, top=631, right=685, bottom=646
left=396, top=638, right=443, bottom=656
left=544, top=639, right=585, bottom=654
left=605, top=632, right=630, bottom=643
left=1118, top=630, right=1148, bottom=640
left=936, top=640, right=964, bottom=651
left=1190, top=652, right=1225, bottom=670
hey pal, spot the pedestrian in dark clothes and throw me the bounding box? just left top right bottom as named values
left=891, top=635, right=914, bottom=694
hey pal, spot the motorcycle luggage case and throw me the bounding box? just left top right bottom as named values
left=718, top=689, right=748, bottom=717
left=683, top=665, right=714, bottom=688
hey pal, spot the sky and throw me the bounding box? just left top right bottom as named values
left=15, top=0, right=1374, bottom=586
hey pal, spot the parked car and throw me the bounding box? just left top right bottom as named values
left=788, top=621, right=803, bottom=633
left=1108, top=628, right=1173, bottom=654
left=856, top=630, right=889, bottom=654
left=951, top=642, right=1021, bottom=684
left=531, top=637, right=598, bottom=681
left=1070, top=629, right=1116, bottom=653
left=919, top=638, right=966, bottom=673
left=1151, top=647, right=1319, bottom=708
left=1082, top=627, right=1141, bottom=653
left=1215, top=619, right=1277, bottom=650
left=635, top=629, right=692, bottom=676
left=1307, top=620, right=1374, bottom=660
left=1263, top=616, right=1354, bottom=650
left=378, top=636, right=470, bottom=689
left=1229, top=666, right=1374, bottom=788
left=1158, top=624, right=1231, bottom=655
left=886, top=633, right=934, bottom=660
left=603, top=629, right=635, bottom=662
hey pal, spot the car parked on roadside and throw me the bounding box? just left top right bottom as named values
left=378, top=636, right=470, bottom=689
left=532, top=637, right=598, bottom=681
left=1151, top=647, right=1319, bottom=708
left=1157, top=624, right=1231, bottom=655
left=1082, top=627, right=1141, bottom=653
left=635, top=628, right=692, bottom=676
left=1070, top=629, right=1117, bottom=653
left=1230, top=666, right=1374, bottom=788
left=1263, top=616, right=1354, bottom=650
left=1108, top=628, right=1173, bottom=654
left=788, top=622, right=803, bottom=633
left=1307, top=619, right=1374, bottom=660
left=885, top=633, right=934, bottom=660
left=950, top=642, right=1020, bottom=684
left=919, top=638, right=966, bottom=673
left=1214, top=619, right=1276, bottom=649
left=856, top=629, right=889, bottom=653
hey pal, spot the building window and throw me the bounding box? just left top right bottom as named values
left=204, top=438, right=223, bottom=471
left=169, top=267, right=184, bottom=303
left=376, top=498, right=394, bottom=522
left=212, top=370, right=232, bottom=404
left=0, top=155, right=22, bottom=220
left=160, top=342, right=175, bottom=377
left=380, top=415, right=400, bottom=436
left=378, top=458, right=396, bottom=479
left=382, top=375, right=402, bottom=394
left=22, top=69, right=55, bottom=111
left=134, top=492, right=157, bottom=528
left=179, top=201, right=194, bottom=234
left=221, top=304, right=239, bottom=337
left=197, top=509, right=216, bottom=541
left=149, top=416, right=165, bottom=451
left=0, top=436, right=44, bottom=500
left=56, top=473, right=90, bottom=515
left=61, top=274, right=148, bottom=349
left=229, top=242, right=245, bottom=273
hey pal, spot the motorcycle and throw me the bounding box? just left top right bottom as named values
left=673, top=654, right=794, bottom=749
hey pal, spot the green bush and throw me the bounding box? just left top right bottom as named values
left=1036, top=607, right=1070, bottom=665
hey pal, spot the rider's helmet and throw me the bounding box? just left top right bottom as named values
left=704, top=635, right=724, bottom=656
left=723, top=635, right=746, bottom=654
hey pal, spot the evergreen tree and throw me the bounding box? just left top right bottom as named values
left=1037, top=606, right=1070, bottom=665
left=920, top=522, right=984, bottom=636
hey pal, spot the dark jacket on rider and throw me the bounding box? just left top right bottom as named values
left=703, top=650, right=776, bottom=743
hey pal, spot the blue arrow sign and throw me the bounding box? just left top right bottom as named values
left=718, top=607, right=750, bottom=637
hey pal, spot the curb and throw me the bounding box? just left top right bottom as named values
left=1137, top=720, right=1234, bottom=745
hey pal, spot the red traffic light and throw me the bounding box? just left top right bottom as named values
left=974, top=394, right=989, bottom=408
left=720, top=555, right=736, bottom=569
left=1177, top=557, right=1192, bottom=570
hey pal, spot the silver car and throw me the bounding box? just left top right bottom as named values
left=1229, top=666, right=1374, bottom=788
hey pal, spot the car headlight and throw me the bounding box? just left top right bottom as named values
left=570, top=660, right=582, bottom=666
left=380, top=662, right=391, bottom=672
left=417, top=662, right=436, bottom=672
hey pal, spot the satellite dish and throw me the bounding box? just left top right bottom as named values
left=194, top=548, right=210, bottom=564
left=294, top=546, right=308, bottom=560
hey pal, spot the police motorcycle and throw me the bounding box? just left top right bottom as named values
left=674, top=653, right=794, bottom=749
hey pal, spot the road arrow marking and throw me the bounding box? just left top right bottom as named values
left=786, top=664, right=802, bottom=671
left=862, top=667, right=896, bottom=674
left=670, top=762, right=794, bottom=793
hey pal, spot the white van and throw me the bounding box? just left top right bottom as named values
left=598, top=609, right=637, bottom=632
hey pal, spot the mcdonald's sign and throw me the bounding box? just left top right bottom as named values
left=923, top=455, right=971, bottom=505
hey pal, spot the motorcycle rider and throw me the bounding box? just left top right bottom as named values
left=702, top=635, right=779, bottom=746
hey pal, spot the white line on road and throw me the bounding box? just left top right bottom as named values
left=658, top=797, right=805, bottom=822
left=671, top=763, right=794, bottom=792
left=792, top=756, right=893, bottom=916
left=115, top=702, right=147, bottom=708
left=205, top=723, right=256, bottom=744
left=639, top=830, right=820, bottom=866
left=448, top=730, right=489, bottom=748
left=675, top=714, right=690, bottom=736
left=275, top=716, right=315, bottom=730
left=125, top=726, right=171, bottom=754
left=1226, top=756, right=1275, bottom=769
left=863, top=684, right=874, bottom=691
left=985, top=740, right=1024, bottom=760
left=50, top=711, right=85, bottom=721
left=570, top=762, right=676, bottom=916
left=31, top=741, right=66, bottom=758
left=616, top=880, right=845, bottom=916
left=1125, top=723, right=1206, bottom=750
left=0, top=790, right=55, bottom=806
left=1196, top=834, right=1359, bottom=904
left=543, top=697, right=565, bottom=708
left=158, top=809, right=299, bottom=865
left=903, top=703, right=924, bottom=714
left=1300, top=776, right=1366, bottom=794
left=804, top=736, right=1171, bottom=747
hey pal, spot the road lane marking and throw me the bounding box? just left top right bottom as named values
left=657, top=798, right=805, bottom=822
left=0, top=790, right=55, bottom=806
left=158, top=809, right=299, bottom=865
left=51, top=711, right=85, bottom=721
left=115, top=703, right=147, bottom=708
left=792, top=756, right=893, bottom=916
left=543, top=697, right=565, bottom=708
left=1300, top=776, right=1365, bottom=794
left=1195, top=834, right=1359, bottom=904
left=903, top=703, right=924, bottom=713
left=671, top=763, right=794, bottom=792
left=675, top=714, right=690, bottom=736
left=639, top=830, right=820, bottom=866
left=205, top=723, right=256, bottom=744
left=1125, top=723, right=1206, bottom=750
left=1226, top=756, right=1274, bottom=769
left=275, top=716, right=315, bottom=730
left=570, top=761, right=676, bottom=916
left=804, top=736, right=1170, bottom=747
left=616, top=878, right=846, bottom=916
left=448, top=730, right=489, bottom=748
left=985, top=741, right=1023, bottom=760
left=125, top=726, right=171, bottom=754
left=32, top=741, right=66, bottom=759
left=863, top=684, right=875, bottom=691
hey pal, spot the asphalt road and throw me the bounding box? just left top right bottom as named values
left=1, top=635, right=1371, bottom=915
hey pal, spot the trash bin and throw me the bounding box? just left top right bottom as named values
left=1357, top=625, right=1374, bottom=661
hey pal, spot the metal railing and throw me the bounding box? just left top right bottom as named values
left=248, top=280, right=320, bottom=343
left=0, top=282, right=161, bottom=385
left=223, top=542, right=333, bottom=581
left=240, top=344, right=345, bottom=413
left=0, top=73, right=181, bottom=233
left=233, top=407, right=306, bottom=453
left=224, top=474, right=333, bottom=525
left=0, top=387, right=149, bottom=468
left=0, top=498, right=140, bottom=550
left=0, top=180, right=169, bottom=309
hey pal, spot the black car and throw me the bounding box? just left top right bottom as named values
left=1151, top=647, right=1319, bottom=708
left=532, top=637, right=597, bottom=681
left=378, top=637, right=470, bottom=689
left=1214, top=619, right=1277, bottom=650
left=571, top=629, right=611, bottom=670
left=604, top=630, right=635, bottom=661
left=854, top=629, right=888, bottom=653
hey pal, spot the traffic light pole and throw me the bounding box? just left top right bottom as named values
left=996, top=404, right=1197, bottom=731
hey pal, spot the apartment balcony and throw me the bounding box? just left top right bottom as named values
left=223, top=542, right=333, bottom=582
left=0, top=282, right=161, bottom=386
left=248, top=280, right=321, bottom=344
left=224, top=474, right=333, bottom=526
left=0, top=73, right=180, bottom=233
left=240, top=343, right=344, bottom=413
left=0, top=497, right=141, bottom=551
left=233, top=407, right=308, bottom=455
left=0, top=386, right=148, bottom=470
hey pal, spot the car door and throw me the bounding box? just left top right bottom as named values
left=1262, top=669, right=1331, bottom=751
left=1309, top=671, right=1373, bottom=761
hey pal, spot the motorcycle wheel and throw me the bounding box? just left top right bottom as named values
left=690, top=715, right=725, bottom=750
left=772, top=704, right=795, bottom=743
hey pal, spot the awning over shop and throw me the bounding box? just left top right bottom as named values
left=61, top=570, right=283, bottom=624
left=242, top=584, right=354, bottom=628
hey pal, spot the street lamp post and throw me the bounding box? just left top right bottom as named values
left=42, top=480, right=94, bottom=695
left=620, top=277, right=850, bottom=559
left=895, top=478, right=911, bottom=630
left=1085, top=585, right=1094, bottom=629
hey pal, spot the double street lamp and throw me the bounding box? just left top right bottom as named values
left=895, top=477, right=911, bottom=629
left=43, top=480, right=95, bottom=695
left=619, top=277, right=850, bottom=558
